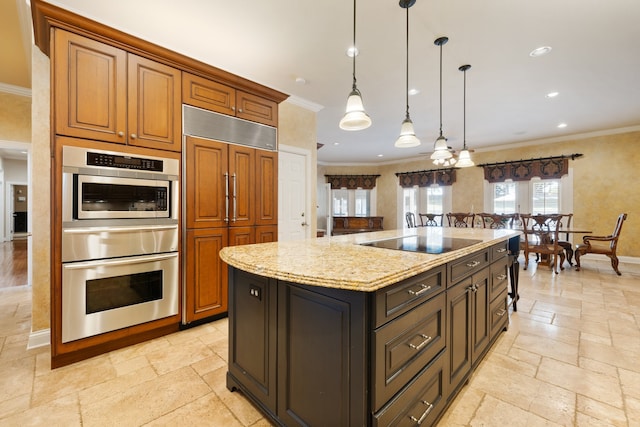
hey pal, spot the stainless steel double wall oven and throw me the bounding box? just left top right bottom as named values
left=61, top=145, right=180, bottom=343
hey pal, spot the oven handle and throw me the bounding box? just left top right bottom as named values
left=62, top=224, right=178, bottom=234
left=63, top=252, right=178, bottom=270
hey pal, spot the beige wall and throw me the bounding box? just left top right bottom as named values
left=277, top=101, right=318, bottom=236
left=31, top=46, right=51, bottom=331
left=0, top=92, right=31, bottom=142
left=320, top=131, right=640, bottom=257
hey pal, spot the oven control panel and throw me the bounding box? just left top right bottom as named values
left=86, top=152, right=163, bottom=172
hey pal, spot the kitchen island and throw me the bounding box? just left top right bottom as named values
left=220, top=227, right=519, bottom=426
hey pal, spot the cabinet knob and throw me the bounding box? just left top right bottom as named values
left=118, top=131, right=124, bottom=137
left=130, top=133, right=137, bottom=139
left=238, top=108, right=243, bottom=113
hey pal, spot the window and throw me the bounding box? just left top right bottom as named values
left=332, top=188, right=374, bottom=217
left=402, top=186, right=447, bottom=228
left=424, top=187, right=444, bottom=214
left=531, top=180, right=560, bottom=214
left=492, top=182, right=517, bottom=214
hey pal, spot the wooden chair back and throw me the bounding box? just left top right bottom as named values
left=405, top=212, right=417, bottom=228
left=477, top=213, right=515, bottom=229
left=446, top=212, right=475, bottom=228
left=520, top=214, right=565, bottom=273
left=418, top=213, right=443, bottom=227
left=575, top=213, right=627, bottom=275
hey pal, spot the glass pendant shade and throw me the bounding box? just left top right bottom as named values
left=394, top=117, right=420, bottom=148
left=339, top=88, right=372, bottom=131
left=456, top=149, right=475, bottom=167
left=430, top=135, right=452, bottom=160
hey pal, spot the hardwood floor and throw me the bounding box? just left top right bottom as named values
left=0, top=239, right=27, bottom=288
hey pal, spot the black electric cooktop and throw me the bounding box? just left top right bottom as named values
left=362, top=236, right=482, bottom=254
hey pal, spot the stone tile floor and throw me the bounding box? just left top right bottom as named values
left=1, top=256, right=639, bottom=426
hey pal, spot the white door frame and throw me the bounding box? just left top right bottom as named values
left=278, top=144, right=312, bottom=240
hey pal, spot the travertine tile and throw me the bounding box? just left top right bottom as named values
left=145, top=339, right=215, bottom=375
left=0, top=393, right=81, bottom=426
left=0, top=356, right=34, bottom=402
left=527, top=381, right=576, bottom=426
left=576, top=395, right=627, bottom=426
left=468, top=394, right=563, bottom=427
left=618, top=368, right=640, bottom=400
left=512, top=333, right=579, bottom=365
left=78, top=366, right=158, bottom=407
left=145, top=393, right=243, bottom=427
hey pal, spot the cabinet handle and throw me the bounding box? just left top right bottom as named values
left=232, top=173, right=237, bottom=222
left=408, top=334, right=433, bottom=351
left=224, top=172, right=229, bottom=223
left=409, top=400, right=434, bottom=424
left=496, top=248, right=507, bottom=253
left=467, top=284, right=478, bottom=293
left=496, top=274, right=507, bottom=281
left=466, top=260, right=480, bottom=268
left=408, top=284, right=432, bottom=297
left=496, top=309, right=507, bottom=317
left=130, top=133, right=137, bottom=139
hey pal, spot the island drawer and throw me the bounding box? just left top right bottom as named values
left=490, top=256, right=509, bottom=301
left=374, top=265, right=445, bottom=328
left=448, top=249, right=489, bottom=287
left=490, top=288, right=509, bottom=340
left=372, top=292, right=446, bottom=411
left=373, top=348, right=447, bottom=427
left=490, top=240, right=509, bottom=262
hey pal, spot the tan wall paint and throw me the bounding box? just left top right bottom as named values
left=31, top=45, right=51, bottom=331
left=0, top=92, right=31, bottom=142
left=277, top=101, right=318, bottom=236
left=321, top=131, right=640, bottom=257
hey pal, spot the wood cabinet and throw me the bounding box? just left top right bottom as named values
left=183, top=72, right=278, bottom=127
left=227, top=239, right=514, bottom=426
left=53, top=29, right=181, bottom=152
left=184, top=135, right=277, bottom=322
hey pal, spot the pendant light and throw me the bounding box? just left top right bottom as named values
left=456, top=64, right=475, bottom=168
left=431, top=36, right=453, bottom=163
left=394, top=0, right=420, bottom=148
left=339, top=0, right=372, bottom=131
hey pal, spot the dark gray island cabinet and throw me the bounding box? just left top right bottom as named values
left=223, top=232, right=515, bottom=426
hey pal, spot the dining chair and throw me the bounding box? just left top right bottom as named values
left=418, top=213, right=443, bottom=227
left=575, top=213, right=627, bottom=275
left=548, top=213, right=574, bottom=265
left=477, top=213, right=514, bottom=229
left=446, top=212, right=475, bottom=228
left=405, top=212, right=418, bottom=228
left=520, top=214, right=565, bottom=274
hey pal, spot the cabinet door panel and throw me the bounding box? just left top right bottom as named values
left=184, top=228, right=228, bottom=323
left=54, top=29, right=127, bottom=143
left=256, top=225, right=278, bottom=243
left=447, top=278, right=472, bottom=393
left=185, top=136, right=229, bottom=228
left=229, top=226, right=255, bottom=246
left=237, top=91, right=278, bottom=127
left=182, top=72, right=236, bottom=116
left=127, top=54, right=181, bottom=151
left=471, top=268, right=491, bottom=364
left=229, top=145, right=255, bottom=226
left=255, top=150, right=278, bottom=225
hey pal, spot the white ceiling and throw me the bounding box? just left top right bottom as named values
left=5, top=0, right=640, bottom=165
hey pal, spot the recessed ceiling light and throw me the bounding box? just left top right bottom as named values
left=377, top=154, right=384, bottom=157
left=408, top=88, right=420, bottom=96
left=333, top=142, right=340, bottom=146
left=529, top=46, right=552, bottom=57
left=557, top=123, right=567, bottom=128
left=346, top=46, right=359, bottom=58
left=295, top=77, right=307, bottom=85
left=546, top=91, right=559, bottom=98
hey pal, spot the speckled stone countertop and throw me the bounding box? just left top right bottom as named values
left=219, top=227, right=519, bottom=292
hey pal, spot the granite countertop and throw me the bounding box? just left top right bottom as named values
left=219, top=227, right=520, bottom=292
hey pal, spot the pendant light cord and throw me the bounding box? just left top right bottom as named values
left=404, top=7, right=409, bottom=119
left=438, top=42, right=443, bottom=136
left=351, top=0, right=357, bottom=90
left=462, top=67, right=466, bottom=149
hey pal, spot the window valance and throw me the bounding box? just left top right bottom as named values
left=325, top=174, right=380, bottom=190
left=395, top=168, right=456, bottom=188
left=478, top=154, right=583, bottom=183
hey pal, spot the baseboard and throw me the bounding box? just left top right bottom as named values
left=580, top=254, right=640, bottom=264
left=28, top=328, right=51, bottom=349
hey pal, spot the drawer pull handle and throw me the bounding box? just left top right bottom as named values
left=496, top=309, right=507, bottom=317
left=496, top=274, right=507, bottom=281
left=496, top=248, right=507, bottom=253
left=466, top=260, right=480, bottom=268
left=409, top=400, right=434, bottom=424
left=408, top=334, right=433, bottom=350
left=408, top=284, right=432, bottom=297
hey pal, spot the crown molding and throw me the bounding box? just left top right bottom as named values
left=0, top=82, right=31, bottom=97
left=284, top=95, right=324, bottom=112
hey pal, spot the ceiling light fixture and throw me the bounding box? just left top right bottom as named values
left=529, top=46, right=552, bottom=57
left=395, top=0, right=420, bottom=148
left=546, top=91, right=559, bottom=98
left=456, top=64, right=475, bottom=168
left=557, top=123, right=567, bottom=128
left=339, top=0, right=371, bottom=131
left=431, top=36, right=454, bottom=165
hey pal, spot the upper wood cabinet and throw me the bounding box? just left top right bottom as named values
left=53, top=29, right=181, bottom=151
left=183, top=72, right=278, bottom=127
